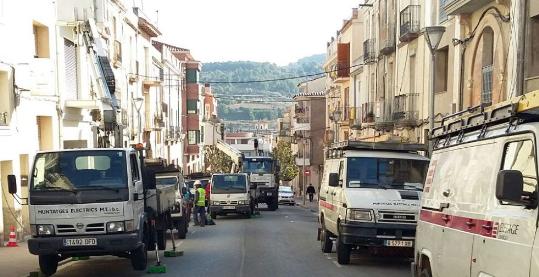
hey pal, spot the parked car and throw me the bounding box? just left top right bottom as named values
left=413, top=92, right=539, bottom=277
left=278, top=186, right=295, bottom=205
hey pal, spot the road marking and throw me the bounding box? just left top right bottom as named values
left=289, top=221, right=295, bottom=223
left=333, top=261, right=343, bottom=268
left=239, top=225, right=246, bottom=277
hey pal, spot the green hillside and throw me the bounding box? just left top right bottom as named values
left=201, top=54, right=324, bottom=121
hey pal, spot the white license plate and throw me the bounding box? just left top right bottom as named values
left=384, top=240, right=413, bottom=247
left=63, top=238, right=97, bottom=247
left=223, top=206, right=235, bottom=210
left=267, top=192, right=272, bottom=196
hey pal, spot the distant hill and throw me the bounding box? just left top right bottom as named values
left=201, top=54, right=324, bottom=122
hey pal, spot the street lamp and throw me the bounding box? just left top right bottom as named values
left=424, top=26, right=446, bottom=156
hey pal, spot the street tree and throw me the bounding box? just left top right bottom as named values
left=272, top=140, right=298, bottom=181
left=204, top=145, right=233, bottom=173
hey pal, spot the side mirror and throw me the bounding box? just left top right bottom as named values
left=496, top=170, right=535, bottom=207
left=8, top=175, right=17, bottom=194
left=328, top=173, right=340, bottom=187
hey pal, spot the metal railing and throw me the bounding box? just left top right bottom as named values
left=361, top=102, right=375, bottom=123
left=482, top=65, right=493, bottom=106
left=375, top=100, right=394, bottom=125
left=393, top=93, right=420, bottom=126
left=363, top=39, right=377, bottom=64
left=400, top=5, right=421, bottom=42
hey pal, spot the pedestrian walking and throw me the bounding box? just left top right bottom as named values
left=194, top=181, right=206, bottom=227
left=306, top=184, right=315, bottom=202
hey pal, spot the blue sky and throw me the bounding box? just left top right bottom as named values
left=143, top=0, right=360, bottom=65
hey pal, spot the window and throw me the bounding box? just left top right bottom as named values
left=64, top=38, right=79, bottom=100
left=188, top=130, right=200, bottom=145
left=130, top=154, right=140, bottom=181
left=241, top=139, right=249, bottom=144
left=200, top=127, right=204, bottom=143
left=439, top=0, right=448, bottom=23
left=187, top=99, right=198, bottom=114
left=434, top=47, right=449, bottom=93
left=186, top=69, right=199, bottom=83
left=409, top=54, right=416, bottom=93
left=33, top=21, right=50, bottom=58
left=502, top=140, right=537, bottom=194
left=481, top=28, right=494, bottom=106
left=525, top=15, right=539, bottom=92
left=0, top=69, right=12, bottom=126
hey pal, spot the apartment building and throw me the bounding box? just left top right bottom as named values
left=181, top=54, right=203, bottom=174
left=0, top=0, right=59, bottom=243
left=291, top=77, right=327, bottom=193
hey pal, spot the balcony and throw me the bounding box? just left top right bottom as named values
left=348, top=107, right=361, bottom=130
left=374, top=100, right=394, bottom=131
left=380, top=24, right=396, bottom=56
left=153, top=114, right=165, bottom=129
left=399, top=5, right=421, bottom=43
left=444, top=0, right=493, bottom=16
left=334, top=62, right=350, bottom=83
left=363, top=39, right=377, bottom=64
left=481, top=65, right=493, bottom=106
left=393, top=93, right=420, bottom=127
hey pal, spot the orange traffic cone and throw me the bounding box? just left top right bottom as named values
left=7, top=225, right=17, bottom=247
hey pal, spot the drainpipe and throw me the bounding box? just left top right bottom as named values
left=515, top=0, right=528, bottom=96
left=54, top=10, right=63, bottom=149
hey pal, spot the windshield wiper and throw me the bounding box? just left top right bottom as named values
left=78, top=185, right=120, bottom=193
left=36, top=186, right=77, bottom=193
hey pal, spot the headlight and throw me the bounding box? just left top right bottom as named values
left=212, top=200, right=221, bottom=205
left=238, top=200, right=249, bottom=205
left=35, top=224, right=55, bottom=236
left=346, top=209, right=374, bottom=222
left=107, top=221, right=125, bottom=233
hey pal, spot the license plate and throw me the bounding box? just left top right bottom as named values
left=267, top=192, right=272, bottom=196
left=63, top=238, right=97, bottom=247
left=384, top=240, right=413, bottom=247
left=223, top=206, right=235, bottom=210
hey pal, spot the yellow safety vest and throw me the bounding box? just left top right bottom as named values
left=196, top=188, right=206, bottom=207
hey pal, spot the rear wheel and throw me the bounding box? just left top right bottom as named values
left=176, top=218, right=187, bottom=239
left=419, top=261, right=432, bottom=277
left=130, top=244, right=147, bottom=271
left=39, top=254, right=59, bottom=276
left=320, top=227, right=333, bottom=253
left=210, top=211, right=217, bottom=219
left=157, top=229, right=166, bottom=250
left=268, top=196, right=279, bottom=211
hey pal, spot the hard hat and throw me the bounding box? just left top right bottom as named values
left=194, top=180, right=201, bottom=186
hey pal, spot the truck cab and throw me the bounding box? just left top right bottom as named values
left=242, top=156, right=280, bottom=211
left=209, top=173, right=253, bottom=218
left=319, top=141, right=429, bottom=265
left=8, top=147, right=177, bottom=275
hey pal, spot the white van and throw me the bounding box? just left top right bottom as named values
left=413, top=92, right=539, bottom=277
left=318, top=141, right=429, bottom=265
left=209, top=173, right=253, bottom=218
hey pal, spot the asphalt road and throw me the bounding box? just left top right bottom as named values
left=50, top=205, right=410, bottom=277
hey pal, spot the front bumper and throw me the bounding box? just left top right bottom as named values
left=278, top=198, right=295, bottom=204
left=340, top=222, right=416, bottom=247
left=28, top=232, right=141, bottom=256
left=210, top=204, right=251, bottom=214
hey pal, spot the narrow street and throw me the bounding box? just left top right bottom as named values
left=47, top=205, right=409, bottom=277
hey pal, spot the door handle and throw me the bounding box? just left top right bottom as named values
left=325, top=190, right=329, bottom=194
left=441, top=215, right=450, bottom=223
left=442, top=189, right=451, bottom=197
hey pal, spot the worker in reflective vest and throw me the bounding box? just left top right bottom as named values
left=194, top=181, right=206, bottom=227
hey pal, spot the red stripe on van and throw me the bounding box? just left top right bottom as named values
left=420, top=210, right=496, bottom=238
left=319, top=200, right=335, bottom=211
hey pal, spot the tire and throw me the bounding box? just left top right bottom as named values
left=268, top=196, right=278, bottom=211
left=336, top=234, right=351, bottom=265
left=39, top=254, right=59, bottom=276
left=210, top=211, right=217, bottom=219
left=419, top=263, right=432, bottom=277
left=176, top=219, right=187, bottom=239
left=157, top=229, right=166, bottom=250
left=320, top=227, right=333, bottom=253
left=130, top=244, right=148, bottom=271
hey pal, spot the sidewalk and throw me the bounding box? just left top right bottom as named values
left=295, top=196, right=319, bottom=212
left=0, top=241, right=39, bottom=277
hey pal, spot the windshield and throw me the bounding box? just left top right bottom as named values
left=346, top=157, right=428, bottom=189
left=279, top=186, right=293, bottom=193
left=211, top=175, right=247, bottom=194
left=243, top=159, right=273, bottom=174
left=31, top=151, right=128, bottom=191
left=156, top=177, right=178, bottom=186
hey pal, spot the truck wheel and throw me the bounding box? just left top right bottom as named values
left=210, top=211, right=217, bottom=219
left=176, top=219, right=187, bottom=239
left=336, top=235, right=351, bottom=265
left=320, top=227, right=333, bottom=253
left=39, top=254, right=59, bottom=276
left=130, top=244, right=147, bottom=271
left=157, top=229, right=166, bottom=250
left=419, top=262, right=432, bottom=277
left=268, top=197, right=278, bottom=211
